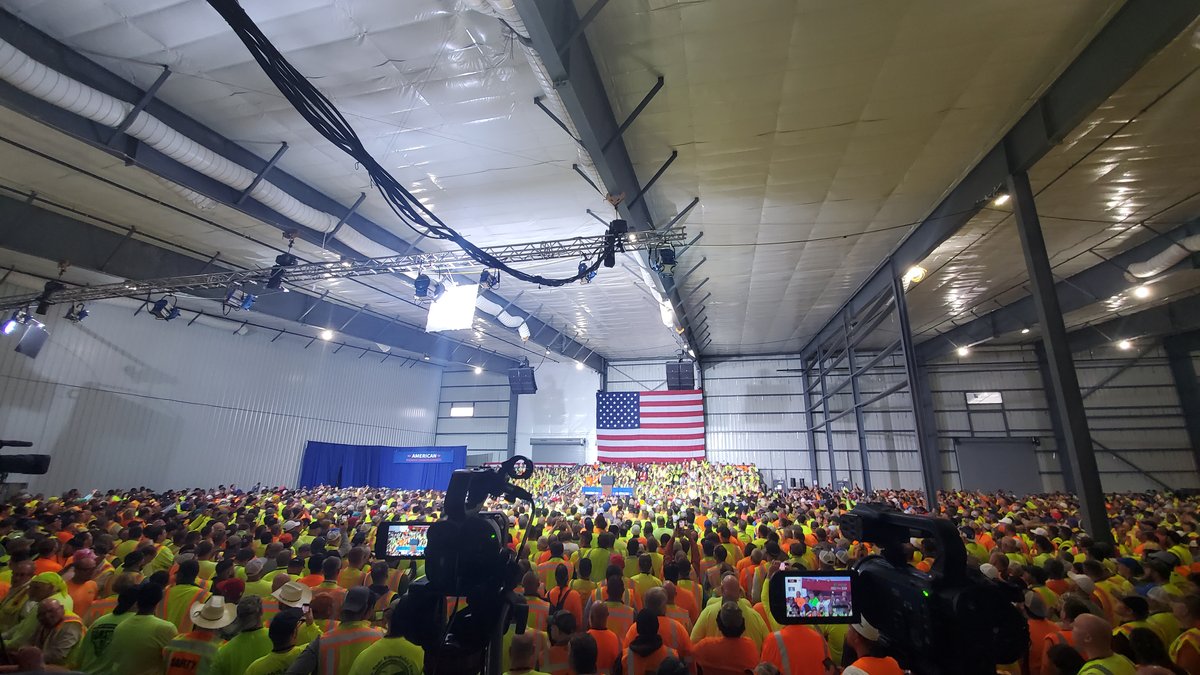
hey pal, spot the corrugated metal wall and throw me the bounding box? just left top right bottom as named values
left=928, top=345, right=1199, bottom=492
left=0, top=292, right=442, bottom=494
left=436, top=368, right=510, bottom=464
left=514, top=361, right=601, bottom=462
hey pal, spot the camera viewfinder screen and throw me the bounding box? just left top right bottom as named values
left=383, top=523, right=429, bottom=559
left=784, top=574, right=854, bottom=620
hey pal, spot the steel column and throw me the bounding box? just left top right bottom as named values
left=817, top=347, right=838, bottom=487
left=1009, top=171, right=1109, bottom=542
left=844, top=313, right=872, bottom=491
left=891, top=263, right=940, bottom=507
left=507, top=389, right=520, bottom=459
left=1163, top=333, right=1200, bottom=472
left=801, top=359, right=820, bottom=487
left=1033, top=343, right=1077, bottom=493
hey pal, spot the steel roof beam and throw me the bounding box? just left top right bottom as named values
left=917, top=218, right=1200, bottom=361
left=0, top=193, right=518, bottom=371
left=1066, top=293, right=1200, bottom=354
left=799, top=0, right=1200, bottom=363
left=513, top=0, right=700, bottom=356
left=0, top=10, right=601, bottom=372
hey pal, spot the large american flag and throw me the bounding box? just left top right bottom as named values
left=596, top=390, right=706, bottom=463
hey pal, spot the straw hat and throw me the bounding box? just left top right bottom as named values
left=190, top=596, right=236, bottom=630
left=272, top=580, right=313, bottom=609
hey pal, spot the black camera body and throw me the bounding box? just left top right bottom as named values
left=836, top=503, right=1029, bottom=675
left=408, top=456, right=535, bottom=675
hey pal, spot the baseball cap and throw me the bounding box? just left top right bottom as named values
left=1068, top=573, right=1095, bottom=595
left=1023, top=591, right=1048, bottom=619
left=341, top=586, right=372, bottom=616
left=979, top=563, right=1000, bottom=580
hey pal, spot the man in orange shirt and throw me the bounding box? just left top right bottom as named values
left=1023, top=591, right=1062, bottom=675
left=622, top=610, right=677, bottom=675
left=587, top=603, right=622, bottom=674
left=622, top=588, right=691, bottom=665
left=695, top=602, right=761, bottom=675
left=65, top=551, right=99, bottom=620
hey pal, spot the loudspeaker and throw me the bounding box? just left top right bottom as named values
left=665, top=361, right=695, bottom=390
left=508, top=366, right=537, bottom=395
left=790, top=478, right=797, bottom=488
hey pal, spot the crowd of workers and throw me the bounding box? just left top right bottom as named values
left=0, top=461, right=1193, bottom=675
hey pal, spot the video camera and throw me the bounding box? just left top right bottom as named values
left=769, top=503, right=1027, bottom=675
left=407, top=455, right=535, bottom=675
left=0, top=440, right=50, bottom=478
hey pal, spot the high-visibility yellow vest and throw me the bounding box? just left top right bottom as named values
left=317, top=622, right=382, bottom=675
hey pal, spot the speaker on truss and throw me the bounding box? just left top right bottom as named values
left=665, top=361, right=695, bottom=391
left=508, top=366, right=538, bottom=395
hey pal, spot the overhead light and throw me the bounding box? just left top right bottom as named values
left=578, top=260, right=596, bottom=285
left=654, top=248, right=677, bottom=277
left=687, top=348, right=696, bottom=358
left=628, top=233, right=638, bottom=243
left=545, top=348, right=551, bottom=355
left=575, top=361, right=584, bottom=371
left=422, top=354, right=431, bottom=361
left=903, top=266, right=927, bottom=286
left=319, top=329, right=334, bottom=341
left=479, top=269, right=500, bottom=289
left=224, top=288, right=256, bottom=312
left=1020, top=328, right=1030, bottom=334
left=1133, top=285, right=1151, bottom=299
left=1117, top=339, right=1133, bottom=351
left=992, top=192, right=1010, bottom=206
left=149, top=296, right=181, bottom=321
left=956, top=346, right=970, bottom=357
left=426, top=283, right=478, bottom=332
left=64, top=303, right=88, bottom=323
left=473, top=365, right=483, bottom=375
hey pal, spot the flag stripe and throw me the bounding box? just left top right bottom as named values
left=597, top=389, right=705, bottom=463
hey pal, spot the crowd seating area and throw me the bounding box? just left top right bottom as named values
left=0, top=461, right=1196, bottom=674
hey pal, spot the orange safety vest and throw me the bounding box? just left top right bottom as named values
left=666, top=605, right=692, bottom=633
left=677, top=580, right=702, bottom=610
left=318, top=623, right=383, bottom=675
left=846, top=656, right=904, bottom=675
left=592, top=586, right=636, bottom=611
left=763, top=626, right=830, bottom=675
left=622, top=645, right=676, bottom=675
left=261, top=598, right=281, bottom=627
left=545, top=643, right=571, bottom=675
left=82, top=597, right=116, bottom=627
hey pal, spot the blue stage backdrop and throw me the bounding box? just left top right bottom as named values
left=298, top=442, right=466, bottom=490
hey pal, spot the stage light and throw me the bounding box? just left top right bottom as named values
left=149, top=296, right=181, bottom=321
left=479, top=269, right=500, bottom=289
left=473, top=365, right=483, bottom=375
left=992, top=192, right=1010, bottom=206
left=956, top=346, right=970, bottom=357
left=1021, top=328, right=1030, bottom=334
left=1133, top=285, right=1151, bottom=299
left=319, top=329, right=334, bottom=341
left=2, top=309, right=29, bottom=335
left=654, top=248, right=677, bottom=276
left=575, top=361, right=584, bottom=370
left=578, top=261, right=596, bottom=284
left=64, top=303, right=88, bottom=323
left=603, top=219, right=628, bottom=268
left=34, top=280, right=64, bottom=315
left=267, top=252, right=298, bottom=290
left=224, top=288, right=256, bottom=312
left=1117, top=339, right=1133, bottom=351
left=426, top=283, right=478, bottom=333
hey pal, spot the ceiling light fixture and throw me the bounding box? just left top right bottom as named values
left=956, top=346, right=970, bottom=357
left=903, top=266, right=927, bottom=286
left=1021, top=328, right=1030, bottom=334
left=992, top=192, right=1010, bottom=206
left=473, top=365, right=483, bottom=375
left=1117, top=339, right=1133, bottom=351
left=1133, top=285, right=1151, bottom=299
left=319, top=329, right=334, bottom=341
left=423, top=354, right=431, bottom=361
left=575, top=361, right=584, bottom=371
left=64, top=303, right=89, bottom=323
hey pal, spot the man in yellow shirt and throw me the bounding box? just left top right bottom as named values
left=109, top=582, right=179, bottom=675
left=630, top=555, right=662, bottom=599
left=247, top=610, right=306, bottom=675
left=347, top=593, right=423, bottom=675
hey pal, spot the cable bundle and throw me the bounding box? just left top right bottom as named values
left=205, top=0, right=604, bottom=286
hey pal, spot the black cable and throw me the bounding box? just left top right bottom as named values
left=205, top=0, right=604, bottom=287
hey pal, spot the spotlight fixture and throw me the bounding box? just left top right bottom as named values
left=422, top=354, right=431, bottom=361
left=578, top=260, right=596, bottom=285
left=654, top=247, right=677, bottom=277
left=149, top=296, right=181, bottom=321
left=1021, top=328, right=1031, bottom=334
left=34, top=280, right=64, bottom=316
left=2, top=309, right=30, bottom=335
left=224, top=287, right=256, bottom=313
left=1133, top=285, right=1151, bottom=299
left=479, top=269, right=501, bottom=289
left=575, top=361, right=584, bottom=371
left=414, top=273, right=444, bottom=301
left=603, top=219, right=628, bottom=268
left=63, top=303, right=88, bottom=323
left=267, top=251, right=298, bottom=290
left=956, top=346, right=970, bottom=357
left=473, top=365, right=483, bottom=375
left=545, top=348, right=551, bottom=355
left=1117, top=339, right=1133, bottom=351
left=992, top=192, right=1010, bottom=206
left=319, top=329, right=334, bottom=341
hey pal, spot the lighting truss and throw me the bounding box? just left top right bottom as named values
left=0, top=228, right=688, bottom=311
